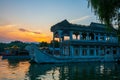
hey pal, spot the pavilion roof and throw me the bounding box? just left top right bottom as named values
left=51, top=20, right=117, bottom=34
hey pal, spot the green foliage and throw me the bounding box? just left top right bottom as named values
left=50, top=40, right=60, bottom=48
left=0, top=41, right=29, bottom=52
left=0, top=43, right=7, bottom=52
left=39, top=41, right=49, bottom=47
left=88, top=0, right=120, bottom=28
left=9, top=41, right=28, bottom=50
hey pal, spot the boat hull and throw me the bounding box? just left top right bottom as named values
left=33, top=48, right=117, bottom=63
left=25, top=45, right=119, bottom=63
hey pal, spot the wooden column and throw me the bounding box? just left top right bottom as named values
left=86, top=32, right=89, bottom=40
left=58, top=30, right=63, bottom=55
left=70, top=31, right=73, bottom=40
left=79, top=46, right=82, bottom=56
left=79, top=32, right=82, bottom=40
left=104, top=34, right=107, bottom=42
left=98, top=33, right=101, bottom=41
left=70, top=46, right=74, bottom=57
left=94, top=33, right=96, bottom=41
left=87, top=46, right=90, bottom=56
left=94, top=46, right=96, bottom=56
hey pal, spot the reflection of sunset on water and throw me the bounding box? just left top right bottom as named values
left=0, top=58, right=30, bottom=80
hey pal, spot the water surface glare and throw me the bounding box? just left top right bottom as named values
left=0, top=57, right=120, bottom=80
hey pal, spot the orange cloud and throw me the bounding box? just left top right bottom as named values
left=0, top=24, right=52, bottom=43
left=19, top=28, right=29, bottom=32
left=19, top=28, right=41, bottom=34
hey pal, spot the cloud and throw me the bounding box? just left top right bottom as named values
left=70, top=16, right=91, bottom=23
left=33, top=32, right=41, bottom=34
left=19, top=28, right=29, bottom=32
left=19, top=28, right=41, bottom=34
left=0, top=25, right=51, bottom=43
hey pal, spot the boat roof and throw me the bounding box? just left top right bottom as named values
left=51, top=20, right=117, bottom=35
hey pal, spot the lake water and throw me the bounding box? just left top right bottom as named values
left=0, top=56, right=120, bottom=80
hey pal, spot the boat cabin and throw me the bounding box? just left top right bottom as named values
left=51, top=20, right=120, bottom=59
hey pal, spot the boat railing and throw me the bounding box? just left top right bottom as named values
left=62, top=39, right=118, bottom=43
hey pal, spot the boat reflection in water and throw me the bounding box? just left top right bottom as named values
left=27, top=62, right=120, bottom=80
left=0, top=57, right=120, bottom=80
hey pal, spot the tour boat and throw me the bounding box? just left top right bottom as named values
left=25, top=20, right=120, bottom=63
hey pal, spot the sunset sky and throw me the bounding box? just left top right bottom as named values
left=0, top=0, right=99, bottom=43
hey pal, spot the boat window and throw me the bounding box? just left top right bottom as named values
left=82, top=49, right=87, bottom=56
left=113, top=50, right=117, bottom=54
left=82, top=46, right=87, bottom=48
left=64, top=47, right=70, bottom=56
left=64, top=36, right=70, bottom=40
left=96, top=50, right=99, bottom=56
left=82, top=32, right=87, bottom=40
left=100, top=36, right=104, bottom=41
left=89, top=33, right=94, bottom=40
left=90, top=49, right=94, bottom=56
left=96, top=37, right=98, bottom=40
left=74, top=48, right=79, bottom=56
left=90, top=46, right=94, bottom=48
left=106, top=51, right=109, bottom=54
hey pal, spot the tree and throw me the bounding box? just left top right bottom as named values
left=50, top=40, right=59, bottom=48
left=0, top=43, right=7, bottom=52
left=88, top=0, right=120, bottom=41
left=9, top=41, right=27, bottom=50
left=39, top=41, right=49, bottom=47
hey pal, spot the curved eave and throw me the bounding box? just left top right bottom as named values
left=51, top=26, right=117, bottom=35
